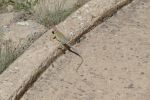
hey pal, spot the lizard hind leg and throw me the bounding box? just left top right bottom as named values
left=58, top=47, right=66, bottom=54
left=58, top=44, right=66, bottom=54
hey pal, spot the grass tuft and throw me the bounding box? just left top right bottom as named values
left=13, top=0, right=39, bottom=12
left=38, top=7, right=75, bottom=27
left=34, top=0, right=73, bottom=27
left=0, top=28, right=17, bottom=74
left=34, top=0, right=90, bottom=27
left=0, top=40, right=17, bottom=74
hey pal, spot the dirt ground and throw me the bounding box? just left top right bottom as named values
left=21, top=0, right=150, bottom=100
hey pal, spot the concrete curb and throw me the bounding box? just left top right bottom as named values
left=0, top=0, right=132, bottom=100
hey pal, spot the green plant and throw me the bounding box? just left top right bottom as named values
left=0, top=28, right=4, bottom=42
left=0, top=40, right=17, bottom=74
left=39, top=8, right=74, bottom=27
left=35, top=0, right=90, bottom=28
left=13, top=0, right=39, bottom=12
left=35, top=0, right=76, bottom=27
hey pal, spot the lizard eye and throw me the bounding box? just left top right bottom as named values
left=52, top=31, right=55, bottom=34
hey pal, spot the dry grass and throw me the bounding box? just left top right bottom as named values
left=0, top=40, right=17, bottom=74
left=1, top=0, right=89, bottom=27
left=0, top=0, right=9, bottom=13
left=34, top=0, right=90, bottom=27
left=0, top=28, right=17, bottom=74
left=13, top=0, right=38, bottom=12
left=33, top=0, right=76, bottom=27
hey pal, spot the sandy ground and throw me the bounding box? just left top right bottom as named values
left=21, top=0, right=150, bottom=100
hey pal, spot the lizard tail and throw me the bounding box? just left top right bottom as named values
left=64, top=44, right=83, bottom=72
left=76, top=56, right=83, bottom=72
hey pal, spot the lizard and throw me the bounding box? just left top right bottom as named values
left=51, top=26, right=83, bottom=72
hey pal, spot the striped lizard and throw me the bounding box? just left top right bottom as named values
left=52, top=26, right=83, bottom=72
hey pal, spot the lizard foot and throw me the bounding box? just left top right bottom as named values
left=58, top=47, right=66, bottom=54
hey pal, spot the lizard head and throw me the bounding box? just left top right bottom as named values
left=52, top=30, right=56, bottom=39
left=52, top=26, right=58, bottom=34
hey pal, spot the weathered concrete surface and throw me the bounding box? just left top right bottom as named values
left=0, top=20, right=47, bottom=73
left=0, top=0, right=132, bottom=100
left=3, top=20, right=47, bottom=51
left=0, top=30, right=59, bottom=100
left=21, top=0, right=150, bottom=100
left=57, top=0, right=132, bottom=40
left=0, top=12, right=26, bottom=27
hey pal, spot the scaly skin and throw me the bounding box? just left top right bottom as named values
left=52, top=26, right=83, bottom=72
left=52, top=26, right=69, bottom=44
